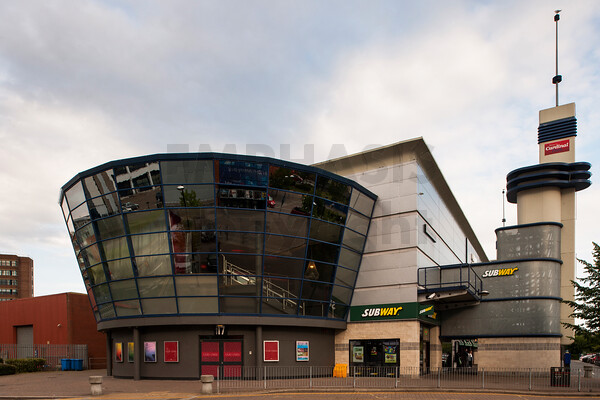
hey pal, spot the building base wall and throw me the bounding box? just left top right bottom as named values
left=475, top=337, right=561, bottom=369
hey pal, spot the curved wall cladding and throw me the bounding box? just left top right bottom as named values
left=495, top=223, right=562, bottom=261
left=59, top=154, right=376, bottom=324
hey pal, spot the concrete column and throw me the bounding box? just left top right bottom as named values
left=256, top=326, right=263, bottom=379
left=105, top=331, right=112, bottom=376
left=133, top=327, right=141, bottom=380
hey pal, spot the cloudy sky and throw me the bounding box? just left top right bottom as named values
left=0, top=1, right=598, bottom=296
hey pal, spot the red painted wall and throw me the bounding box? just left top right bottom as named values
left=0, top=293, right=105, bottom=363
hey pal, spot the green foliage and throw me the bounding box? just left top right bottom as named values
left=564, top=242, right=600, bottom=335
left=5, top=358, right=46, bottom=373
left=0, top=363, right=16, bottom=375
left=567, top=331, right=600, bottom=357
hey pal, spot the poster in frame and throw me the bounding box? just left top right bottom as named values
left=263, top=340, right=279, bottom=362
left=296, top=341, right=309, bottom=362
left=115, top=342, right=123, bottom=363
left=144, top=341, right=157, bottom=362
left=164, top=341, right=179, bottom=363
left=128, top=342, right=135, bottom=363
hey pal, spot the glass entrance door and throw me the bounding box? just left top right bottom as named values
left=200, top=339, right=243, bottom=378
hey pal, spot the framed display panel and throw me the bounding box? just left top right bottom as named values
left=115, top=342, right=123, bottom=363
left=263, top=340, right=279, bottom=362
left=144, top=341, right=157, bottom=362
left=128, top=342, right=134, bottom=363
left=164, top=341, right=179, bottom=363
left=296, top=341, right=309, bottom=362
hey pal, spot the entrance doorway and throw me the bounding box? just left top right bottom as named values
left=200, top=339, right=243, bottom=378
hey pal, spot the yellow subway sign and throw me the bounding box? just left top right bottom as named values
left=360, top=306, right=403, bottom=318
left=481, top=267, right=518, bottom=278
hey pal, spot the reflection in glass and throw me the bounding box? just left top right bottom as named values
left=161, top=160, right=214, bottom=184
left=119, top=187, right=163, bottom=212
left=263, top=277, right=301, bottom=299
left=332, top=285, right=352, bottom=304
left=218, top=160, right=268, bottom=186
left=265, top=235, right=306, bottom=258
left=114, top=300, right=142, bottom=317
left=303, top=261, right=335, bottom=283
left=110, top=279, right=139, bottom=300
left=88, top=194, right=121, bottom=219
left=338, top=247, right=361, bottom=271
left=266, top=212, right=308, bottom=237
left=175, top=276, right=218, bottom=296
left=342, top=229, right=366, bottom=252
left=334, top=266, right=357, bottom=288
left=307, top=240, right=339, bottom=264
left=172, top=253, right=217, bottom=274
left=263, top=256, right=304, bottom=279
left=217, top=208, right=265, bottom=232
left=309, top=220, right=343, bottom=244
left=92, top=283, right=111, bottom=303
left=164, top=185, right=214, bottom=207
left=137, top=277, right=175, bottom=298
left=75, top=223, right=96, bottom=249
left=329, top=303, right=348, bottom=319
left=71, top=203, right=91, bottom=230
left=65, top=181, right=87, bottom=210
left=261, top=297, right=299, bottom=315
left=349, top=189, right=375, bottom=217
left=114, top=162, right=161, bottom=190
left=168, top=209, right=215, bottom=231
left=61, top=197, right=70, bottom=222
left=88, top=265, right=107, bottom=285
left=220, top=253, right=262, bottom=276
left=219, top=297, right=260, bottom=314
left=81, top=244, right=102, bottom=267
left=98, top=303, right=116, bottom=319
left=218, top=232, right=263, bottom=254
left=268, top=166, right=315, bottom=194
left=315, top=176, right=351, bottom=205
left=346, top=210, right=370, bottom=235
left=301, top=300, right=328, bottom=317
left=312, top=198, right=347, bottom=224
left=101, top=237, right=130, bottom=261
left=107, top=258, right=134, bottom=280
left=178, top=297, right=218, bottom=313
left=217, top=186, right=266, bottom=209
left=141, top=298, right=177, bottom=315
left=126, top=210, right=167, bottom=234
left=130, top=233, right=169, bottom=256
left=267, top=190, right=311, bottom=215
left=84, top=170, right=118, bottom=198
left=96, top=215, right=126, bottom=240
left=135, top=255, right=172, bottom=276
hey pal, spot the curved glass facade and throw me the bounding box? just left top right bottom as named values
left=60, top=154, right=376, bottom=323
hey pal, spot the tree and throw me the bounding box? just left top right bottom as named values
left=563, top=242, right=600, bottom=335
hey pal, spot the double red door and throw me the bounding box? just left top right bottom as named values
left=200, top=340, right=243, bottom=378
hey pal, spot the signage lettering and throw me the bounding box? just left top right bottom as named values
left=544, top=139, right=570, bottom=155
left=481, top=267, right=518, bottom=278
left=361, top=306, right=402, bottom=318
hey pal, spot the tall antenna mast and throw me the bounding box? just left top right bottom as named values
left=552, top=10, right=562, bottom=106
left=502, top=189, right=506, bottom=227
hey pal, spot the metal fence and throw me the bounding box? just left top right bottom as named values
left=0, top=344, right=88, bottom=370
left=212, top=366, right=600, bottom=393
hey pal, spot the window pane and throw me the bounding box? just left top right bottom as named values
left=61, top=197, right=70, bottom=221
left=332, top=285, right=353, bottom=304
left=263, top=277, right=301, bottom=298
left=71, top=203, right=91, bottom=230
left=115, top=300, right=142, bottom=317
left=219, top=297, right=260, bottom=314
left=141, top=298, right=177, bottom=315
left=267, top=190, right=312, bottom=215
left=161, top=160, right=214, bottom=184
left=131, top=233, right=169, bottom=256
left=65, top=181, right=86, bottom=210
left=261, top=297, right=299, bottom=315
left=263, top=256, right=304, bottom=279
left=300, top=300, right=328, bottom=317
left=175, top=275, right=218, bottom=296
left=110, top=279, right=139, bottom=300
left=164, top=185, right=215, bottom=207
left=307, top=240, right=339, bottom=264
left=266, top=212, right=308, bottom=237
left=81, top=244, right=102, bottom=266
left=338, top=247, right=361, bottom=271
left=107, top=258, right=134, bottom=280
left=96, top=215, right=125, bottom=240
left=218, top=160, right=268, bottom=186
left=137, top=277, right=175, bottom=298
left=75, top=223, right=96, bottom=249
left=217, top=186, right=267, bottom=209
left=342, top=229, right=366, bottom=252
left=101, top=237, right=130, bottom=261
left=88, top=194, right=121, bottom=219
left=119, top=186, right=163, bottom=212
left=216, top=208, right=264, bottom=232
left=268, top=166, right=315, bottom=194
left=265, top=235, right=306, bottom=258
left=126, top=210, right=167, bottom=234
left=309, top=220, right=343, bottom=244
left=334, top=266, right=357, bottom=288
left=84, top=170, right=118, bottom=198
left=312, top=198, right=347, bottom=224
left=346, top=210, right=370, bottom=235
left=303, top=261, right=335, bottom=283
left=315, top=176, right=351, bottom=205
left=329, top=303, right=348, bottom=319
left=170, top=231, right=216, bottom=255
left=178, top=297, right=218, bottom=313
left=221, top=254, right=262, bottom=275
left=301, top=281, right=331, bottom=303
left=135, top=255, right=172, bottom=276
left=98, top=303, right=116, bottom=319
left=168, top=209, right=215, bottom=231
left=92, top=283, right=111, bottom=303
left=88, top=265, right=107, bottom=285
left=350, top=189, right=375, bottom=217
left=173, top=253, right=218, bottom=274
left=218, top=232, right=263, bottom=254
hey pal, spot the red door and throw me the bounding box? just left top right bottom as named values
left=200, top=340, right=243, bottom=378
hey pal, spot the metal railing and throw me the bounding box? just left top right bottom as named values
left=209, top=365, right=600, bottom=393
left=418, top=263, right=484, bottom=299
left=0, top=344, right=88, bottom=370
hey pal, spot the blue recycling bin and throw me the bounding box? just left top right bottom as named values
left=72, top=359, right=83, bottom=371
left=61, top=359, right=71, bottom=371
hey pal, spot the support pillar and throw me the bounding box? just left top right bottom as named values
left=133, top=327, right=141, bottom=380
